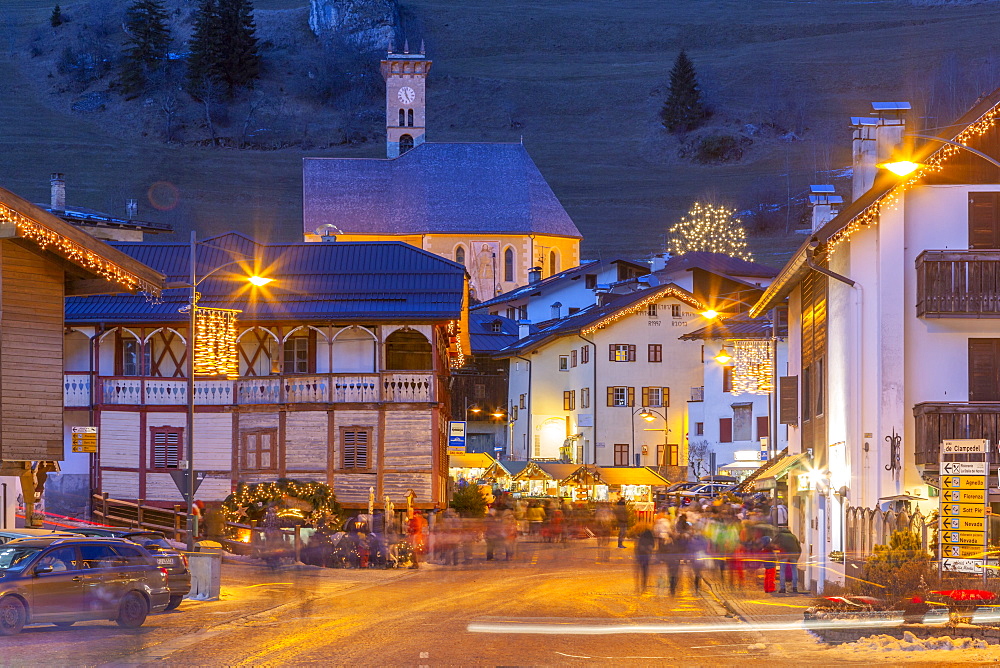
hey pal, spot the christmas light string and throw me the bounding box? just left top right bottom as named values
left=582, top=286, right=705, bottom=335
left=193, top=306, right=240, bottom=378
left=666, top=202, right=754, bottom=261
left=447, top=319, right=465, bottom=368
left=731, top=339, right=774, bottom=395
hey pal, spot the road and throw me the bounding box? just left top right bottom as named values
left=1, top=539, right=850, bottom=666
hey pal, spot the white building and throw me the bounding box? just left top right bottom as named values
left=752, top=92, right=1000, bottom=592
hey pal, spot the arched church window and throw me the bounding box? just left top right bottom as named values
left=385, top=329, right=432, bottom=370
left=455, top=246, right=465, bottom=265
left=399, top=109, right=405, bottom=127
left=399, top=134, right=414, bottom=154
left=549, top=250, right=559, bottom=275
left=407, top=109, right=414, bottom=126
left=504, top=248, right=515, bottom=283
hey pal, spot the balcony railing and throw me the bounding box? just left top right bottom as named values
left=913, top=401, right=1000, bottom=465
left=916, top=250, right=1000, bottom=317
left=87, top=372, right=435, bottom=406
left=689, top=386, right=705, bottom=402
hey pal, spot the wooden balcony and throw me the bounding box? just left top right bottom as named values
left=82, top=372, right=436, bottom=407
left=913, top=401, right=1000, bottom=465
left=916, top=250, right=1000, bottom=317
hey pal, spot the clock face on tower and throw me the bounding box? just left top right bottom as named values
left=397, top=86, right=415, bottom=104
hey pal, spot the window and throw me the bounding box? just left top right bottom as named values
left=970, top=339, right=1000, bottom=401
left=609, top=344, right=635, bottom=362
left=642, top=386, right=664, bottom=407
left=607, top=386, right=634, bottom=407
left=647, top=303, right=658, bottom=318
left=581, top=387, right=590, bottom=409
left=666, top=444, right=679, bottom=467
left=511, top=406, right=519, bottom=420
left=671, top=304, right=682, bottom=319
left=455, top=246, right=465, bottom=265
left=549, top=250, right=559, bottom=275
left=570, top=350, right=577, bottom=367
left=733, top=404, right=753, bottom=441
left=341, top=427, right=372, bottom=470
left=241, top=428, right=277, bottom=472
left=504, top=248, right=515, bottom=283
left=149, top=426, right=182, bottom=470
left=614, top=444, right=629, bottom=466
left=722, top=365, right=733, bottom=392
left=506, top=307, right=517, bottom=320
left=695, top=421, right=704, bottom=436
left=585, top=274, right=597, bottom=289
left=399, top=109, right=405, bottom=126
left=385, top=329, right=432, bottom=370
left=79, top=544, right=120, bottom=569
left=490, top=320, right=502, bottom=333
left=719, top=417, right=733, bottom=443
left=558, top=355, right=569, bottom=371
left=563, top=390, right=575, bottom=411
left=815, top=357, right=825, bottom=416
left=581, top=346, right=590, bottom=364
left=120, top=338, right=149, bottom=376
left=519, top=394, right=527, bottom=410
left=474, top=383, right=486, bottom=399
left=518, top=305, right=528, bottom=320
left=283, top=336, right=310, bottom=374
left=648, top=344, right=662, bottom=363
left=568, top=307, right=580, bottom=315
left=802, top=365, right=813, bottom=420
left=399, top=134, right=414, bottom=154
left=36, top=546, right=79, bottom=573
left=969, top=192, right=1000, bottom=249
left=757, top=416, right=770, bottom=440
left=407, top=108, right=414, bottom=127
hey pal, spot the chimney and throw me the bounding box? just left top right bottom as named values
left=595, top=284, right=610, bottom=305
left=528, top=266, right=542, bottom=284
left=808, top=186, right=842, bottom=232
left=126, top=199, right=138, bottom=220
left=550, top=302, right=562, bottom=319
left=518, top=319, right=532, bottom=339
left=50, top=173, right=65, bottom=211
left=851, top=102, right=910, bottom=201
left=650, top=252, right=671, bottom=272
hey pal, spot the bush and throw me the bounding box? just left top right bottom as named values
left=860, top=530, right=936, bottom=599
left=688, top=134, right=748, bottom=164
left=450, top=483, right=487, bottom=518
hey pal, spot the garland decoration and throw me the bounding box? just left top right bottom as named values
left=221, top=479, right=342, bottom=532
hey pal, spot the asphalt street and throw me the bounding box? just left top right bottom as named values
left=0, top=540, right=866, bottom=666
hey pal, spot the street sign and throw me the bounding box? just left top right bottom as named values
left=941, top=461, right=988, bottom=475
left=943, top=544, right=988, bottom=558
left=942, top=488, right=987, bottom=503
left=448, top=421, right=466, bottom=456
left=941, top=474, right=986, bottom=488
left=942, top=517, right=987, bottom=531
left=168, top=470, right=207, bottom=502
left=941, top=503, right=987, bottom=517
left=943, top=439, right=989, bottom=455
left=942, top=558, right=986, bottom=574
left=71, top=426, right=98, bottom=454
left=941, top=531, right=987, bottom=546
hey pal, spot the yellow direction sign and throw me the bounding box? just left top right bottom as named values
left=71, top=426, right=98, bottom=454
left=942, top=489, right=987, bottom=503
left=942, top=516, right=987, bottom=532
left=941, top=503, right=986, bottom=517
left=941, top=475, right=986, bottom=489
left=941, top=531, right=987, bottom=546
left=942, top=544, right=988, bottom=558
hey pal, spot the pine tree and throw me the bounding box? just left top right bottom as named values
left=50, top=4, right=63, bottom=27
left=117, top=0, right=172, bottom=98
left=187, top=0, right=260, bottom=97
left=666, top=202, right=753, bottom=261
left=660, top=50, right=710, bottom=134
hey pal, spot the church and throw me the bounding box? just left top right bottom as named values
left=301, top=45, right=582, bottom=301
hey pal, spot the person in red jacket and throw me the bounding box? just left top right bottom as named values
left=407, top=511, right=427, bottom=569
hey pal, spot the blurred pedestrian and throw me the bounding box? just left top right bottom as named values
left=634, top=526, right=656, bottom=594
left=407, top=510, right=427, bottom=569
left=614, top=498, right=628, bottom=548
left=774, top=525, right=802, bottom=594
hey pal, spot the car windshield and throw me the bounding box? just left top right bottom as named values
left=0, top=546, right=42, bottom=570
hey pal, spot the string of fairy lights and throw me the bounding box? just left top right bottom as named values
left=447, top=319, right=465, bottom=368
left=221, top=480, right=340, bottom=527
left=828, top=100, right=1000, bottom=252
left=193, top=306, right=240, bottom=379
left=582, top=286, right=706, bottom=335
left=666, top=202, right=754, bottom=262
left=0, top=202, right=160, bottom=296
left=730, top=339, right=774, bottom=395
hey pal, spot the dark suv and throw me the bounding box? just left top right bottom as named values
left=71, top=529, right=191, bottom=610
left=0, top=538, right=170, bottom=635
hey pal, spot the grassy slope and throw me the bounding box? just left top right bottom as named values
left=2, top=0, right=1000, bottom=265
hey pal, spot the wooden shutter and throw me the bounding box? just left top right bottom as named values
left=719, top=418, right=733, bottom=443
left=343, top=429, right=370, bottom=469
left=756, top=416, right=769, bottom=439
left=779, top=376, right=799, bottom=425
left=663, top=386, right=670, bottom=408
left=969, top=339, right=1000, bottom=401
left=627, top=344, right=636, bottom=362
left=607, top=387, right=615, bottom=406
left=627, top=387, right=635, bottom=407
left=609, top=344, right=616, bottom=361
left=151, top=428, right=181, bottom=469
left=641, top=387, right=650, bottom=407
left=969, top=193, right=1000, bottom=250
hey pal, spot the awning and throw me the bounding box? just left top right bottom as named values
left=719, top=461, right=764, bottom=471
left=752, top=452, right=810, bottom=491
left=448, top=452, right=496, bottom=470
left=587, top=467, right=671, bottom=487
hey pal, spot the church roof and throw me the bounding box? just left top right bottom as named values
left=303, top=142, right=582, bottom=239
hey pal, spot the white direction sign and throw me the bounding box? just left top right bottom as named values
left=942, top=558, right=985, bottom=574
left=941, top=461, right=988, bottom=475
left=942, top=439, right=988, bottom=455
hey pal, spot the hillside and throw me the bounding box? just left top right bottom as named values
left=2, top=0, right=1000, bottom=265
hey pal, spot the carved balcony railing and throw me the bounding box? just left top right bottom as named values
left=916, top=250, right=1000, bottom=317
left=913, top=401, right=1000, bottom=465
left=64, top=372, right=92, bottom=407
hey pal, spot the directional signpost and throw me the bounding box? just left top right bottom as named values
left=71, top=426, right=98, bottom=454
left=939, top=439, right=989, bottom=578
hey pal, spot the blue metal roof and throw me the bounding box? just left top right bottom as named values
left=468, top=313, right=524, bottom=353
left=65, top=233, right=466, bottom=324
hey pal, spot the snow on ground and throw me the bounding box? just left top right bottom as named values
left=821, top=631, right=1000, bottom=663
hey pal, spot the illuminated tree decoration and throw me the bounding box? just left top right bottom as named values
left=731, top=339, right=774, bottom=395
left=193, top=306, right=240, bottom=378
left=221, top=479, right=342, bottom=532
left=666, top=202, right=754, bottom=261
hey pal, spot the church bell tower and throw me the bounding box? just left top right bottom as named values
left=381, top=41, right=431, bottom=158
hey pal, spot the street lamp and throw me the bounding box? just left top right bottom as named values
left=713, top=345, right=733, bottom=365
left=630, top=405, right=668, bottom=469
left=172, top=231, right=271, bottom=550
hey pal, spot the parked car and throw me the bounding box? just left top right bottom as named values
left=664, top=482, right=701, bottom=494
left=0, top=537, right=170, bottom=635
left=0, top=529, right=84, bottom=545
left=688, top=482, right=736, bottom=497
left=69, top=528, right=190, bottom=610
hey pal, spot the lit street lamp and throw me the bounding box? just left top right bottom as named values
left=880, top=133, right=1000, bottom=176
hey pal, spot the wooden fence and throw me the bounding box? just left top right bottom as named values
left=91, top=493, right=188, bottom=542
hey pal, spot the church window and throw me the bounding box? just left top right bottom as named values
left=407, top=109, right=414, bottom=126
left=504, top=248, right=515, bottom=282
left=399, top=134, right=414, bottom=154
left=455, top=246, right=465, bottom=265
left=399, top=109, right=405, bottom=127
left=549, top=250, right=559, bottom=275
